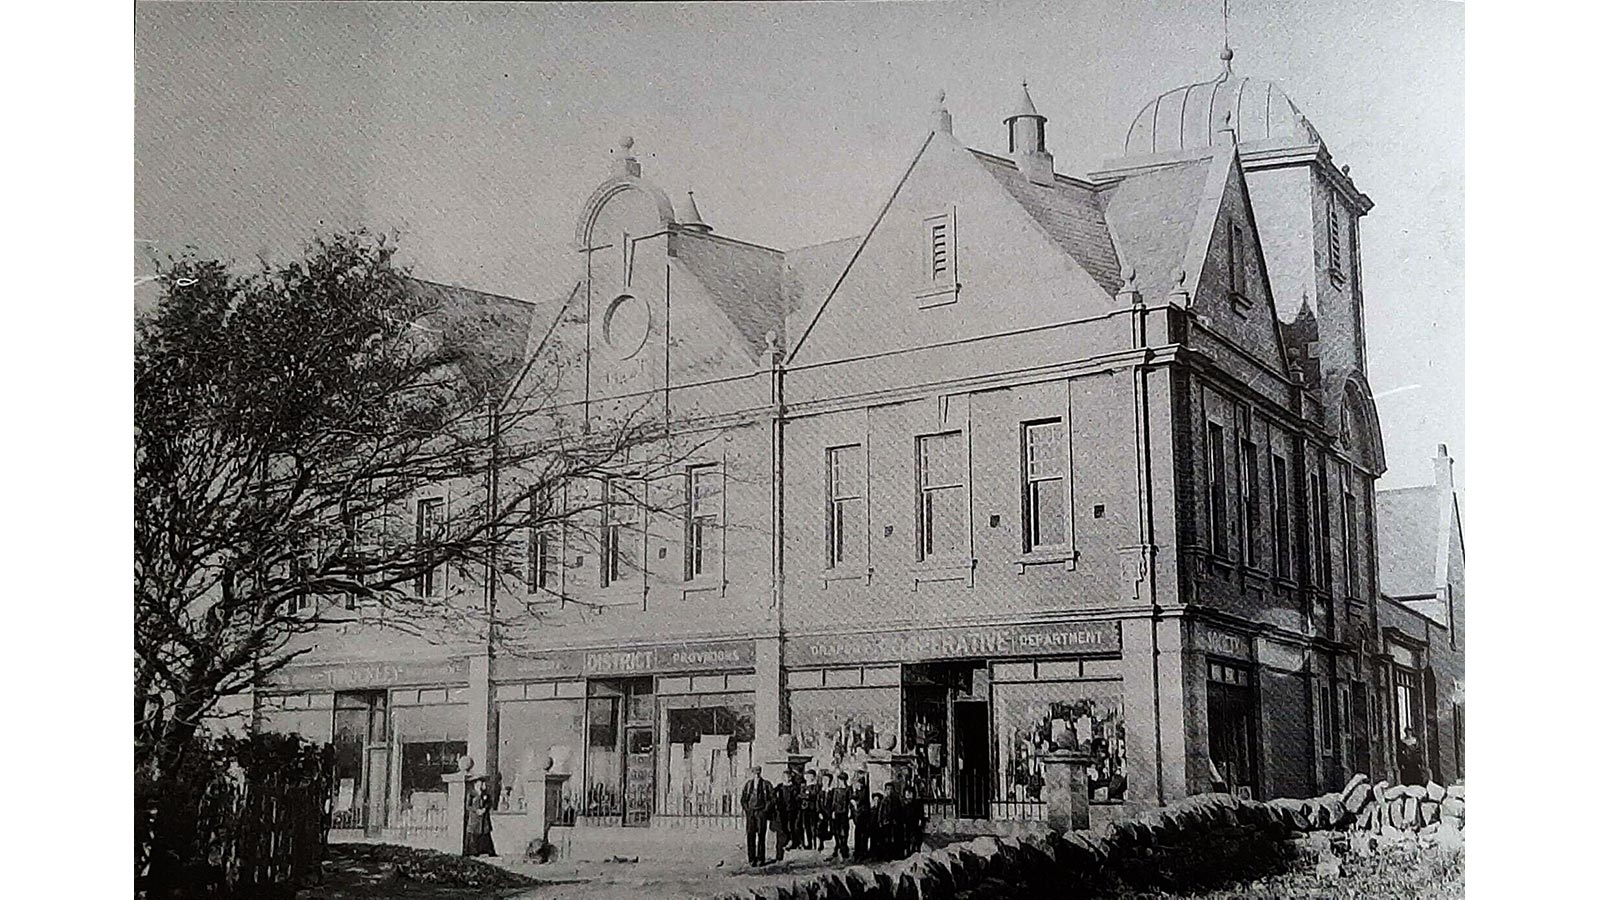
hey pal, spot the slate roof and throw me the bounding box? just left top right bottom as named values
left=970, top=150, right=1124, bottom=295
left=670, top=231, right=790, bottom=356
left=782, top=235, right=861, bottom=341
left=1375, top=485, right=1442, bottom=601
left=1097, top=156, right=1215, bottom=296
left=407, top=277, right=541, bottom=396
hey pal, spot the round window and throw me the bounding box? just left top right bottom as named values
left=602, top=294, right=651, bottom=359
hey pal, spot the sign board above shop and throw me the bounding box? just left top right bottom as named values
left=493, top=638, right=757, bottom=681
left=793, top=620, right=1121, bottom=668
left=266, top=658, right=469, bottom=692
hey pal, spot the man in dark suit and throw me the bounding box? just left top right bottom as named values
left=828, top=769, right=852, bottom=861
left=739, top=766, right=773, bottom=867
left=777, top=769, right=802, bottom=852
left=850, top=772, right=872, bottom=861
left=800, top=769, right=822, bottom=850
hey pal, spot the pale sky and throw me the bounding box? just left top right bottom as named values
left=134, top=0, right=1464, bottom=490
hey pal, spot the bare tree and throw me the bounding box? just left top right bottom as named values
left=134, top=231, right=704, bottom=842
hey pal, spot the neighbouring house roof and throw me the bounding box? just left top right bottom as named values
left=1376, top=484, right=1442, bottom=601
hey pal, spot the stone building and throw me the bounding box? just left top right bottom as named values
left=1376, top=445, right=1466, bottom=786
left=254, top=57, right=1404, bottom=854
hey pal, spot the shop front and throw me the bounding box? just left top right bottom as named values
left=261, top=658, right=471, bottom=844
left=1195, top=624, right=1260, bottom=800
left=786, top=619, right=1125, bottom=825
left=491, top=638, right=757, bottom=835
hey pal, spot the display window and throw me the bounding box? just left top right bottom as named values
left=389, top=701, right=467, bottom=829
left=495, top=697, right=583, bottom=819
left=656, top=694, right=755, bottom=819
left=993, top=679, right=1126, bottom=812
left=789, top=685, right=898, bottom=773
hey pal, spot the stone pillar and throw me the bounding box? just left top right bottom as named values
left=528, top=772, right=571, bottom=845
left=1039, top=750, right=1092, bottom=831
left=467, top=654, right=492, bottom=789
left=864, top=753, right=916, bottom=798
left=763, top=752, right=811, bottom=785
left=442, top=758, right=474, bottom=855
left=754, top=637, right=784, bottom=760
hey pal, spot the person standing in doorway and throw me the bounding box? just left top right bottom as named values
left=740, top=766, right=773, bottom=867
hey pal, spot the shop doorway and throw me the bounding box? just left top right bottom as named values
left=585, top=677, right=655, bottom=826
left=1206, top=661, right=1258, bottom=799
left=331, top=691, right=387, bottom=833
left=903, top=661, right=991, bottom=820
left=952, top=700, right=992, bottom=818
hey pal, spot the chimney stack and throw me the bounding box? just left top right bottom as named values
left=1005, top=82, right=1054, bottom=186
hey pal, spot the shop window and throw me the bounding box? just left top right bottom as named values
left=1022, top=419, right=1067, bottom=552
left=414, top=496, right=444, bottom=597
left=1206, top=661, right=1257, bottom=798
left=685, top=465, right=721, bottom=582
left=826, top=444, right=864, bottom=568
left=917, top=432, right=966, bottom=560
left=390, top=701, right=467, bottom=829
left=789, top=686, right=898, bottom=773
left=658, top=697, right=756, bottom=819
left=994, top=679, right=1126, bottom=815
left=1272, top=454, right=1291, bottom=578
left=1207, top=422, right=1229, bottom=556
left=495, top=697, right=583, bottom=818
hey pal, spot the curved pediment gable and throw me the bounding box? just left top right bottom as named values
left=1333, top=369, right=1386, bottom=474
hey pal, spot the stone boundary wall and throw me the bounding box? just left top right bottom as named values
left=710, top=776, right=1465, bottom=900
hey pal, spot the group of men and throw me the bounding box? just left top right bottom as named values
left=738, top=766, right=925, bottom=868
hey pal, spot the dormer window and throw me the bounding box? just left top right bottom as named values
left=917, top=208, right=958, bottom=307
left=1228, top=222, right=1250, bottom=309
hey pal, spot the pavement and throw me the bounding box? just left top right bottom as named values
left=498, top=842, right=902, bottom=900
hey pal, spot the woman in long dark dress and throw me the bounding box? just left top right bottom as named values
left=465, top=777, right=496, bottom=857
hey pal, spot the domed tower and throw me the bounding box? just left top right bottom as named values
left=1094, top=52, right=1374, bottom=406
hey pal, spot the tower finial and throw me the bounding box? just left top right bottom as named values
left=1220, top=0, right=1235, bottom=77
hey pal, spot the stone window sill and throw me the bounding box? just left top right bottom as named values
left=911, top=558, right=974, bottom=589
left=1014, top=550, right=1078, bottom=573
left=820, top=567, right=872, bottom=588
left=915, top=284, right=959, bottom=308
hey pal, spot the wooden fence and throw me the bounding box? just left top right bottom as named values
left=142, top=740, right=334, bottom=899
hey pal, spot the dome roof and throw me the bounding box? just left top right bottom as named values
left=1123, top=74, right=1320, bottom=157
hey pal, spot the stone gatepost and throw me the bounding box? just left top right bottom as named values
left=1039, top=750, right=1092, bottom=831
left=442, top=756, right=475, bottom=855
left=864, top=752, right=917, bottom=798
left=527, top=771, right=571, bottom=846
